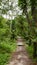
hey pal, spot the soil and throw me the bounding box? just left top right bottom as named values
left=7, top=37, right=37, bottom=65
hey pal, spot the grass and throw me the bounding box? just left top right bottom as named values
left=0, top=39, right=16, bottom=65
left=0, top=51, right=10, bottom=65
left=26, top=44, right=37, bottom=62
left=26, top=45, right=33, bottom=58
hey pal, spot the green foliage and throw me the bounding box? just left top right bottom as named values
left=11, top=20, right=17, bottom=40
left=26, top=45, right=33, bottom=58
left=0, top=0, right=37, bottom=63
left=0, top=16, right=16, bottom=65
left=30, top=0, right=37, bottom=7
left=0, top=16, right=10, bottom=40
left=0, top=40, right=16, bottom=52
left=0, top=52, right=10, bottom=65
left=0, top=41, right=16, bottom=65
left=0, top=39, right=16, bottom=65
left=18, top=0, right=27, bottom=10
left=26, top=44, right=37, bottom=61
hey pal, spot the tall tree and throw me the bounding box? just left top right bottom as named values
left=18, top=0, right=37, bottom=58
left=30, top=0, right=37, bottom=58
left=30, top=0, right=37, bottom=26
left=18, top=0, right=32, bottom=26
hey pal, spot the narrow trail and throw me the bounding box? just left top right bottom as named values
left=7, top=37, right=34, bottom=65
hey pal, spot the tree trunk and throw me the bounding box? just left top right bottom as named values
left=33, top=42, right=37, bottom=58
left=24, top=7, right=37, bottom=58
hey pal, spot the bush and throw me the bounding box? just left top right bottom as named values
left=26, top=45, right=33, bottom=58
left=0, top=53, right=10, bottom=65
left=0, top=40, right=16, bottom=65
left=0, top=41, right=16, bottom=53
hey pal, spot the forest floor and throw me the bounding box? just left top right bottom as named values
left=7, top=37, right=36, bottom=65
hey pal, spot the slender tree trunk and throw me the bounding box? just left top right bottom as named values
left=31, top=5, right=37, bottom=58
left=23, top=7, right=32, bottom=45
left=33, top=42, right=37, bottom=58
left=23, top=6, right=37, bottom=58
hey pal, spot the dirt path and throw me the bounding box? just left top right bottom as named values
left=7, top=37, right=34, bottom=65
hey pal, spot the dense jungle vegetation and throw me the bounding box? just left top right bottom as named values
left=0, top=0, right=37, bottom=65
